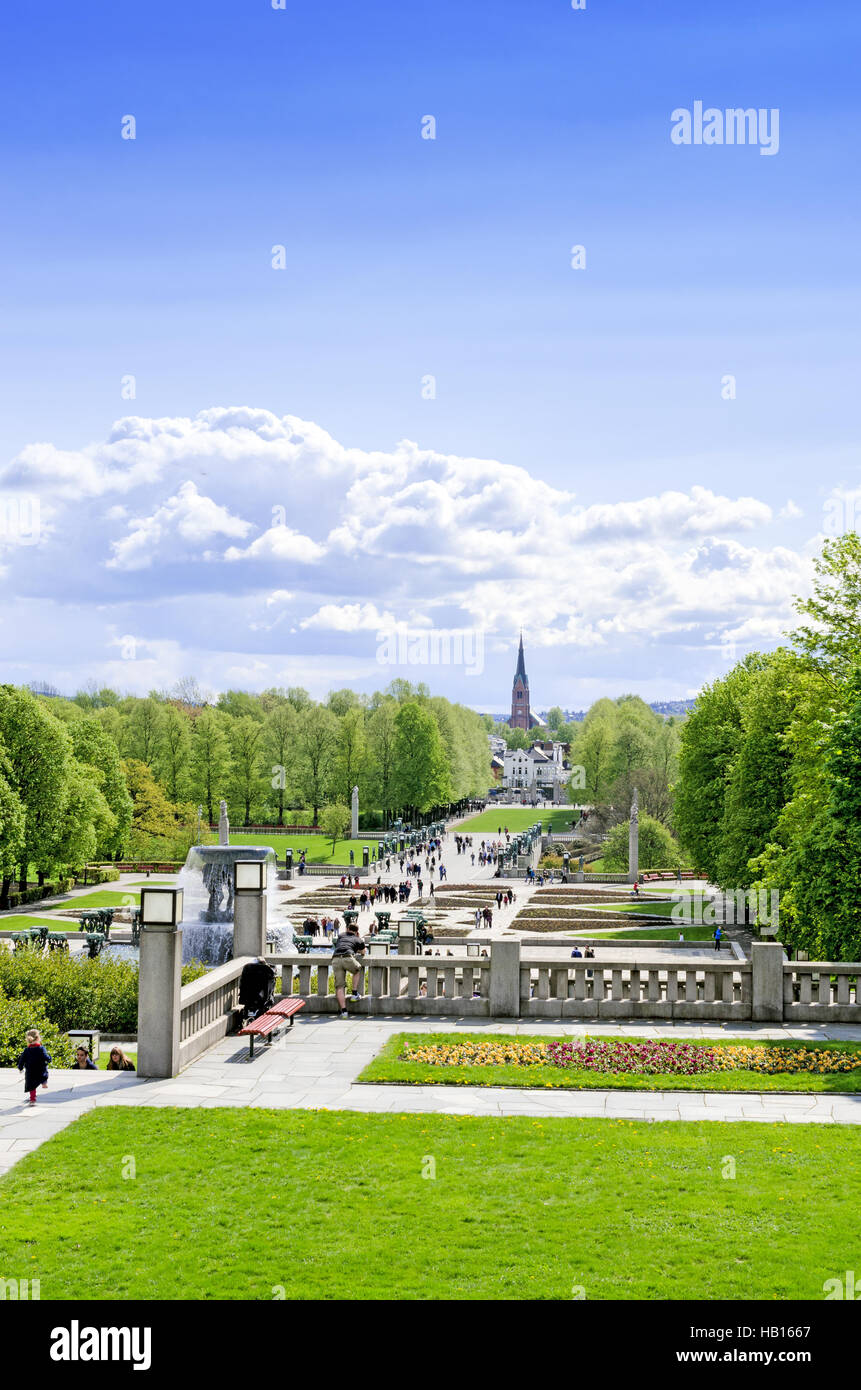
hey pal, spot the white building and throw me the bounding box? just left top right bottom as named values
left=502, top=741, right=569, bottom=802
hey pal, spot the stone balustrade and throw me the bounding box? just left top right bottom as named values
left=272, top=951, right=491, bottom=1017
left=783, top=961, right=861, bottom=1023
left=519, top=956, right=750, bottom=1020
left=270, top=939, right=861, bottom=1025
left=178, top=956, right=248, bottom=1070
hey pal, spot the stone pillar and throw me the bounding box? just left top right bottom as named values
left=351, top=785, right=359, bottom=840
left=490, top=935, right=521, bottom=1017
left=628, top=787, right=639, bottom=884
left=137, top=927, right=183, bottom=1079
left=233, top=893, right=267, bottom=958
left=751, top=941, right=784, bottom=1021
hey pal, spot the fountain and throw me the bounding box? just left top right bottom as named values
left=175, top=802, right=297, bottom=965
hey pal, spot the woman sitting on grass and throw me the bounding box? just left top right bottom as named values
left=106, top=1046, right=135, bottom=1072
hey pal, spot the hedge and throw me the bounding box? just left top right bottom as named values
left=1, top=877, right=75, bottom=910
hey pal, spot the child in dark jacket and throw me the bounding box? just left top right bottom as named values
left=17, top=1028, right=51, bottom=1105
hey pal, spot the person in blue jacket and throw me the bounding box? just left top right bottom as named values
left=17, top=1028, right=50, bottom=1105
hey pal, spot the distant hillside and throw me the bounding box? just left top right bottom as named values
left=532, top=698, right=696, bottom=723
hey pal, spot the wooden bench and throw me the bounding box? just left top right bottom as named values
left=238, top=997, right=306, bottom=1058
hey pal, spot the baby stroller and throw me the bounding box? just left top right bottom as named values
left=238, top=957, right=276, bottom=1023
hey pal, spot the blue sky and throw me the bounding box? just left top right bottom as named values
left=1, top=0, right=859, bottom=709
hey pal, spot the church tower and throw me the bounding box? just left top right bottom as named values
left=509, top=632, right=531, bottom=730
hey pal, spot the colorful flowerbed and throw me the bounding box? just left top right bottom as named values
left=401, top=1038, right=861, bottom=1076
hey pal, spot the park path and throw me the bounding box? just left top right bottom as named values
left=3, top=1017, right=861, bottom=1179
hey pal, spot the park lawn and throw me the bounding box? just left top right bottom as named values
left=47, top=890, right=140, bottom=911
left=358, top=1033, right=861, bottom=1093
left=206, top=832, right=373, bottom=865
left=458, top=808, right=577, bottom=834
left=0, top=1106, right=858, bottom=1300
left=128, top=879, right=176, bottom=887
left=586, top=925, right=722, bottom=942
left=0, top=914, right=68, bottom=929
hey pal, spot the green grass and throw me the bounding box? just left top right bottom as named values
left=0, top=1106, right=858, bottom=1299
left=457, top=808, right=578, bottom=834
left=0, top=914, right=69, bottom=930
left=46, top=890, right=140, bottom=912
left=587, top=925, right=724, bottom=942
left=127, top=879, right=176, bottom=887
left=358, top=1033, right=861, bottom=1093
left=207, top=833, right=376, bottom=865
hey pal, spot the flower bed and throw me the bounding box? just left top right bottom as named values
left=401, top=1038, right=861, bottom=1077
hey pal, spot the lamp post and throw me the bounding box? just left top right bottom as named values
left=397, top=918, right=418, bottom=957
left=137, top=888, right=185, bottom=1079
left=233, top=860, right=267, bottom=958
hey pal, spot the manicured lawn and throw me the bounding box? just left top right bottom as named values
left=0, top=914, right=68, bottom=930
left=47, top=890, right=140, bottom=911
left=458, top=808, right=578, bottom=834
left=127, top=879, right=176, bottom=887
left=0, top=1106, right=857, bottom=1299
left=587, top=925, right=723, bottom=942
left=207, top=833, right=377, bottom=865
left=359, top=1033, right=861, bottom=1093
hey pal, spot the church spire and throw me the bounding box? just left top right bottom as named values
left=515, top=630, right=527, bottom=681
left=510, top=631, right=531, bottom=730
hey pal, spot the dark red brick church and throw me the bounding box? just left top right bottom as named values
left=509, top=633, right=543, bottom=731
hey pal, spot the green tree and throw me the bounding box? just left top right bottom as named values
left=157, top=705, right=193, bottom=804
left=190, top=709, right=231, bottom=825
left=320, top=802, right=352, bottom=856
left=0, top=685, right=73, bottom=888
left=390, top=702, right=451, bottom=816
left=229, top=715, right=264, bottom=825
left=125, top=696, right=164, bottom=767
left=68, top=715, right=133, bottom=860
left=331, top=707, right=366, bottom=808
left=366, top=700, right=398, bottom=822
left=261, top=701, right=296, bottom=825
left=601, top=814, right=686, bottom=872
left=294, top=705, right=338, bottom=825
left=0, top=739, right=26, bottom=905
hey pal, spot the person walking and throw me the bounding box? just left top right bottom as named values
left=17, top=1028, right=50, bottom=1105
left=713, top=925, right=722, bottom=952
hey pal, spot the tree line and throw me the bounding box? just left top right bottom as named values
left=0, top=678, right=491, bottom=893
left=674, top=533, right=861, bottom=960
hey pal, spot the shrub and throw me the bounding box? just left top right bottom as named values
left=0, top=990, right=75, bottom=1069
left=0, top=951, right=209, bottom=1034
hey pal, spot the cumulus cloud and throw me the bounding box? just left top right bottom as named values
left=108, top=481, right=252, bottom=571
left=0, top=406, right=822, bottom=697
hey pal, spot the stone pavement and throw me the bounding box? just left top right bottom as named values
left=3, top=1017, right=861, bottom=1178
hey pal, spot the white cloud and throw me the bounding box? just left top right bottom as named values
left=0, top=406, right=825, bottom=696
left=107, top=481, right=252, bottom=571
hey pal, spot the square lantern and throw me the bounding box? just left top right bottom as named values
left=398, top=919, right=417, bottom=941
left=140, top=887, right=183, bottom=931
left=234, top=860, right=266, bottom=895
left=368, top=940, right=390, bottom=958
left=466, top=942, right=481, bottom=958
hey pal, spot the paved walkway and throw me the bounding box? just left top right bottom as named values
left=3, top=1017, right=861, bottom=1178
